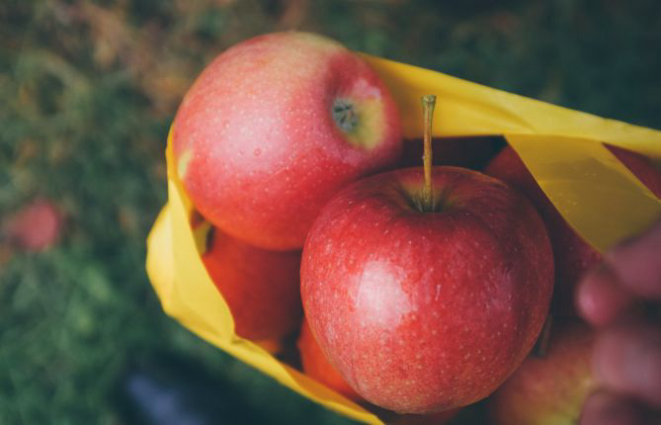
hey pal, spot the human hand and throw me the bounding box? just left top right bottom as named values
left=577, top=219, right=661, bottom=425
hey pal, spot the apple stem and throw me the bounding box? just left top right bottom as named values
left=421, top=95, right=437, bottom=212
left=533, top=314, right=553, bottom=358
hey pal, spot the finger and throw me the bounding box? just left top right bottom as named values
left=577, top=265, right=636, bottom=326
left=580, top=392, right=645, bottom=425
left=607, top=220, right=661, bottom=300
left=593, top=323, right=661, bottom=408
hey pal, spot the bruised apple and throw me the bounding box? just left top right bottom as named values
left=173, top=32, right=402, bottom=250
left=202, top=227, right=302, bottom=341
left=301, top=166, right=554, bottom=414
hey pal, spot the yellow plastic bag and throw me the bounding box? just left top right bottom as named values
left=145, top=54, right=661, bottom=425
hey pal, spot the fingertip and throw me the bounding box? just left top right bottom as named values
left=577, top=266, right=635, bottom=326
left=580, top=392, right=645, bottom=425
left=593, top=324, right=661, bottom=408
left=606, top=219, right=661, bottom=300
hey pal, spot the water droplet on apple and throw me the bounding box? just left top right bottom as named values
left=254, top=148, right=262, bottom=157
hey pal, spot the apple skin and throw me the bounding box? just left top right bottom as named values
left=485, top=145, right=661, bottom=315
left=298, top=318, right=459, bottom=423
left=489, top=321, right=596, bottom=425
left=298, top=318, right=363, bottom=402
left=202, top=227, right=302, bottom=341
left=301, top=166, right=554, bottom=414
left=173, top=32, right=402, bottom=250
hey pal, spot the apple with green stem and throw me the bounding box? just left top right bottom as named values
left=301, top=96, right=554, bottom=413
left=489, top=320, right=596, bottom=425
left=173, top=32, right=402, bottom=251
left=202, top=226, right=302, bottom=341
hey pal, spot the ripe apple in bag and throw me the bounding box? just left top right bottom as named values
left=298, top=318, right=362, bottom=402
left=298, top=318, right=459, bottom=424
left=301, top=166, right=554, bottom=413
left=202, top=227, right=302, bottom=341
left=173, top=31, right=402, bottom=250
left=489, top=321, right=596, bottom=425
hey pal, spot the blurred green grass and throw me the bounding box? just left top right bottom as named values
left=1, top=0, right=660, bottom=424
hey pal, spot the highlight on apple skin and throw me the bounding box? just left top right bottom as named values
left=489, top=320, right=596, bottom=425
left=173, top=31, right=402, bottom=251
left=301, top=166, right=554, bottom=414
left=202, top=226, right=303, bottom=341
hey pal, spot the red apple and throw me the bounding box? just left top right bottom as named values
left=202, top=227, right=302, bottom=341
left=489, top=321, right=596, bottom=425
left=173, top=32, right=402, bottom=250
left=485, top=145, right=661, bottom=315
left=4, top=198, right=63, bottom=252
left=298, top=318, right=459, bottom=423
left=298, top=318, right=362, bottom=402
left=301, top=166, right=554, bottom=414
